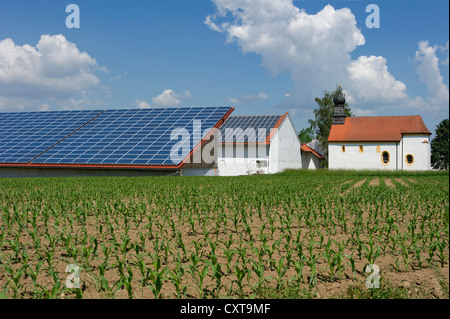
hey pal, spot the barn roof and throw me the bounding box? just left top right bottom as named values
left=219, top=113, right=287, bottom=144
left=0, top=106, right=234, bottom=169
left=301, top=144, right=324, bottom=159
left=328, top=115, right=431, bottom=142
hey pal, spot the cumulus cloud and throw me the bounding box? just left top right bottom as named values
left=39, top=104, right=50, bottom=112
left=347, top=56, right=408, bottom=103
left=437, top=41, right=449, bottom=67
left=205, top=1, right=414, bottom=110
left=135, top=99, right=151, bottom=109
left=226, top=91, right=269, bottom=104
left=0, top=34, right=105, bottom=111
left=152, top=89, right=192, bottom=107
left=182, top=90, right=193, bottom=98
left=412, top=41, right=449, bottom=111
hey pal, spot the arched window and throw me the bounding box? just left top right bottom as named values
left=405, top=154, right=414, bottom=166
left=382, top=151, right=390, bottom=165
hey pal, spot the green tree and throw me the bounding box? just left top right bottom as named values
left=308, top=88, right=353, bottom=166
left=298, top=127, right=315, bottom=144
left=431, top=119, right=449, bottom=170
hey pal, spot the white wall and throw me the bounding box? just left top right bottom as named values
left=217, top=114, right=302, bottom=176
left=329, top=135, right=431, bottom=171
left=182, top=168, right=217, bottom=176
left=218, top=144, right=269, bottom=176
left=269, top=115, right=303, bottom=173
left=329, top=142, right=399, bottom=170
left=400, top=134, right=431, bottom=171
left=302, top=152, right=321, bottom=170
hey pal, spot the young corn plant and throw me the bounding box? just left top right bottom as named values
left=291, top=256, right=306, bottom=288
left=207, top=260, right=224, bottom=298
left=273, top=256, right=289, bottom=289
left=232, top=262, right=248, bottom=298
left=251, top=260, right=266, bottom=292
left=189, top=263, right=210, bottom=298
left=168, top=264, right=187, bottom=299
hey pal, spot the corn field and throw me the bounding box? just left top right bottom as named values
left=0, top=171, right=448, bottom=299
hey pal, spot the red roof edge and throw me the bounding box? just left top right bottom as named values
left=301, top=144, right=325, bottom=159
left=179, top=107, right=235, bottom=167
left=265, top=113, right=288, bottom=144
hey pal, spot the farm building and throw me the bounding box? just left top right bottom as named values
left=328, top=90, right=432, bottom=171
left=301, top=141, right=324, bottom=170
left=217, top=114, right=303, bottom=176
left=0, top=107, right=306, bottom=178
left=0, top=107, right=235, bottom=178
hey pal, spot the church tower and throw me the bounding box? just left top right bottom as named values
left=332, top=86, right=347, bottom=125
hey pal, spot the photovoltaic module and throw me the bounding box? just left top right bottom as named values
left=0, top=110, right=103, bottom=163
left=33, top=107, right=231, bottom=165
left=219, top=115, right=282, bottom=143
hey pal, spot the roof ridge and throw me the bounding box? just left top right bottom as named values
left=229, top=114, right=284, bottom=118
left=349, top=115, right=421, bottom=119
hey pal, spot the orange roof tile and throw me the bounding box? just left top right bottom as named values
left=328, top=116, right=431, bottom=142
left=301, top=144, right=325, bottom=159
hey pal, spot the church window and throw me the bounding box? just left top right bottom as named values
left=382, top=151, right=390, bottom=165
left=406, top=154, right=414, bottom=166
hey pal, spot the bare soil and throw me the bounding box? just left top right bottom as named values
left=384, top=179, right=396, bottom=188
left=395, top=178, right=409, bottom=186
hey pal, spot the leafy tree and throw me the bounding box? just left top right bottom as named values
left=298, top=127, right=315, bottom=144
left=307, top=88, right=353, bottom=165
left=431, top=119, right=449, bottom=170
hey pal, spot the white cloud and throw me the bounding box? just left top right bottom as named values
left=205, top=1, right=416, bottom=111
left=227, top=97, right=240, bottom=105
left=353, top=108, right=375, bottom=117
left=39, top=104, right=50, bottom=112
left=113, top=71, right=128, bottom=81
left=413, top=41, right=449, bottom=110
left=437, top=41, right=449, bottom=66
left=347, top=55, right=408, bottom=103
left=151, top=89, right=192, bottom=107
left=226, top=91, right=269, bottom=104
left=0, top=34, right=105, bottom=111
left=182, top=90, right=193, bottom=98
left=135, top=99, right=151, bottom=109
left=152, top=89, right=181, bottom=107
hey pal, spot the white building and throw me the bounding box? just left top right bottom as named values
left=217, top=113, right=303, bottom=176
left=328, top=90, right=432, bottom=171
left=301, top=142, right=324, bottom=169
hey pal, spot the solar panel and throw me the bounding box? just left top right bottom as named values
left=219, top=115, right=281, bottom=143
left=0, top=110, right=103, bottom=163
left=32, top=106, right=232, bottom=166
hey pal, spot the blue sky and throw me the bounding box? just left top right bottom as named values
left=0, top=0, right=448, bottom=135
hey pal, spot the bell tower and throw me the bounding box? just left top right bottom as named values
left=332, top=86, right=347, bottom=125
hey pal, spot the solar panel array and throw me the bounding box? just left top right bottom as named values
left=34, top=107, right=230, bottom=165
left=219, top=115, right=281, bottom=143
left=0, top=106, right=232, bottom=166
left=0, top=110, right=103, bottom=163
